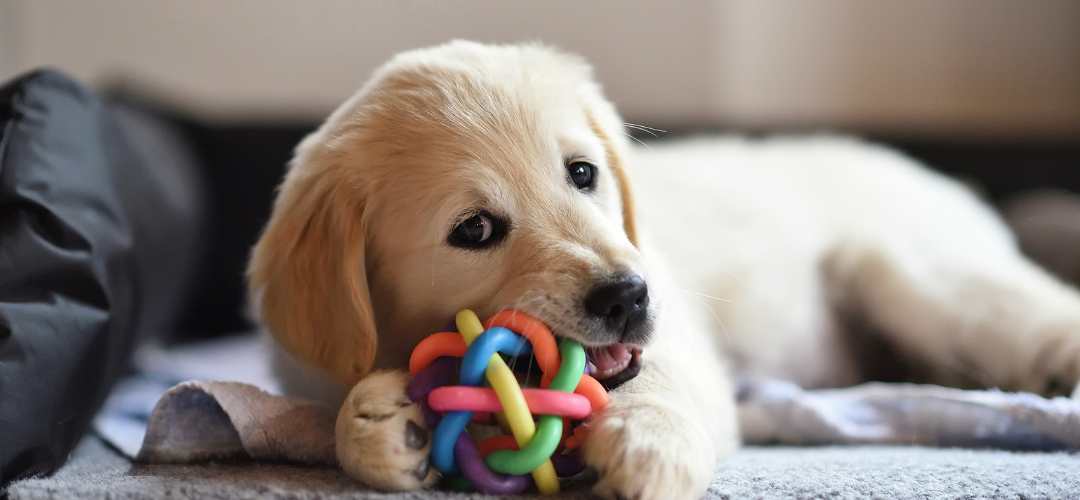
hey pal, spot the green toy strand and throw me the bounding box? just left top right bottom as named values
left=485, top=339, right=586, bottom=475
left=550, top=339, right=587, bottom=391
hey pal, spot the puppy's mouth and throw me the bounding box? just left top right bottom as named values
left=585, top=343, right=643, bottom=390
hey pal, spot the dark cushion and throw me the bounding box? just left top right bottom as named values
left=0, top=69, right=203, bottom=484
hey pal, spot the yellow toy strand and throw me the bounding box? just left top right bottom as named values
left=455, top=309, right=560, bottom=494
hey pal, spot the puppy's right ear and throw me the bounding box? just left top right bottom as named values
left=247, top=142, right=376, bottom=386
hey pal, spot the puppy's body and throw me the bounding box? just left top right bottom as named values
left=250, top=42, right=1080, bottom=499
left=636, top=136, right=1080, bottom=395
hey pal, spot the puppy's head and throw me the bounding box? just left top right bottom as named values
left=248, top=41, right=653, bottom=388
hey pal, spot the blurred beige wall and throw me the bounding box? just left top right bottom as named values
left=3, top=0, right=1079, bottom=139
left=712, top=1, right=1080, bottom=138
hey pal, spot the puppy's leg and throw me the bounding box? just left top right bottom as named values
left=584, top=314, right=739, bottom=500
left=335, top=370, right=438, bottom=490
left=830, top=234, right=1080, bottom=397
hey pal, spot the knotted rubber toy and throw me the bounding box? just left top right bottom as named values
left=406, top=309, right=609, bottom=494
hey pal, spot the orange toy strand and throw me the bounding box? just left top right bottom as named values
left=485, top=309, right=609, bottom=412
left=408, top=332, right=466, bottom=375
left=575, top=374, right=609, bottom=412
left=562, top=423, right=591, bottom=451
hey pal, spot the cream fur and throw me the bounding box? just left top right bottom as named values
left=249, top=41, right=1080, bottom=499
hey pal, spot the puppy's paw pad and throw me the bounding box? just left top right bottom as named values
left=335, top=371, right=437, bottom=491
left=405, top=420, right=428, bottom=449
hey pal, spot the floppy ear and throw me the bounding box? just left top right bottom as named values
left=247, top=152, right=376, bottom=386
left=587, top=110, right=639, bottom=248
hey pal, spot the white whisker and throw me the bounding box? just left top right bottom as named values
left=624, top=122, right=668, bottom=137
left=625, top=132, right=650, bottom=149
left=678, top=290, right=732, bottom=344
left=676, top=287, right=734, bottom=304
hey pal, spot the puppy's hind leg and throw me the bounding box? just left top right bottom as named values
left=828, top=231, right=1080, bottom=397
left=336, top=370, right=439, bottom=490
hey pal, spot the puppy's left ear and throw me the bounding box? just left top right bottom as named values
left=248, top=144, right=377, bottom=386
left=587, top=109, right=639, bottom=247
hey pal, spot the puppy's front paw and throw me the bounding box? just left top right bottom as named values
left=583, top=395, right=717, bottom=500
left=335, top=371, right=437, bottom=490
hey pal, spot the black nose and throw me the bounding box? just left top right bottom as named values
left=584, top=274, right=649, bottom=336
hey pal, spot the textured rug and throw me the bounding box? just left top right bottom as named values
left=8, top=436, right=1080, bottom=499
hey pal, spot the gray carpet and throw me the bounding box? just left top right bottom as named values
left=8, top=437, right=1080, bottom=499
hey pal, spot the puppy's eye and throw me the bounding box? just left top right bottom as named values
left=448, top=211, right=507, bottom=249
left=566, top=161, right=597, bottom=191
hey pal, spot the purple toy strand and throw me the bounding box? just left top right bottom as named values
left=455, top=432, right=531, bottom=493
left=552, top=453, right=586, bottom=477
left=407, top=358, right=459, bottom=403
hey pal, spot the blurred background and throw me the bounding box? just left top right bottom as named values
left=3, top=0, right=1078, bottom=341
left=5, top=0, right=1080, bottom=137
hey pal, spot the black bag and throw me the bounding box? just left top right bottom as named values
left=0, top=70, right=204, bottom=484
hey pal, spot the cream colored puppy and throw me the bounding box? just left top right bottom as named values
left=248, top=41, right=1080, bottom=499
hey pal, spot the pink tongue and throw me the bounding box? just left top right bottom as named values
left=589, top=344, right=632, bottom=374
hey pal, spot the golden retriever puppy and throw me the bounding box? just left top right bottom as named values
left=248, top=41, right=1080, bottom=499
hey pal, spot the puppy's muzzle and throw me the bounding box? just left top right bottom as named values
left=581, top=273, right=649, bottom=390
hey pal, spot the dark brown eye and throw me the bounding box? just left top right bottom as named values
left=447, top=211, right=507, bottom=249
left=566, top=161, right=596, bottom=191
